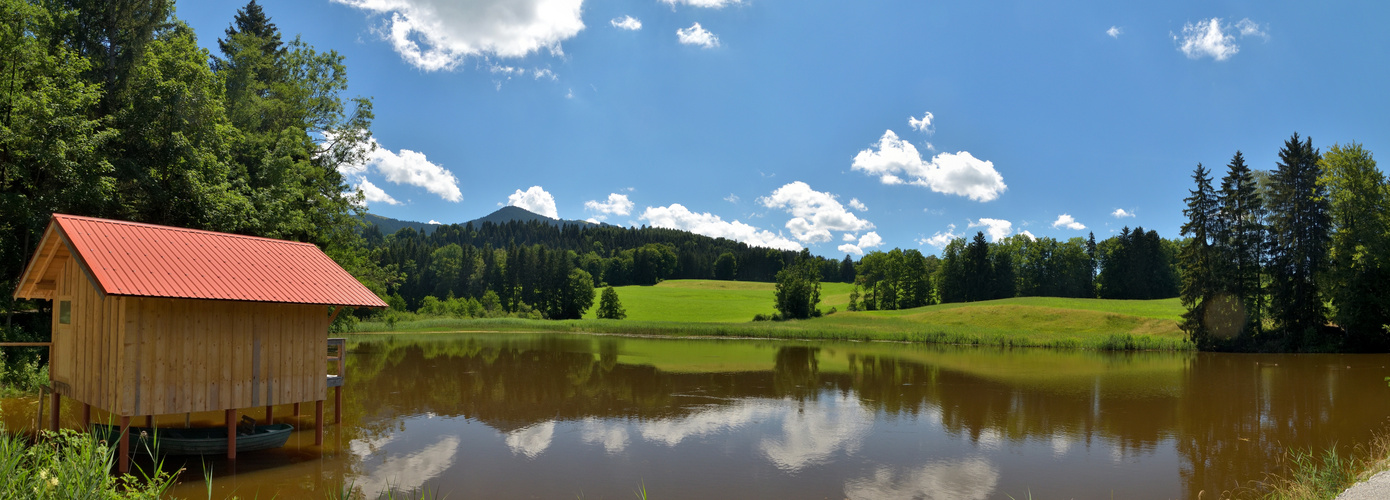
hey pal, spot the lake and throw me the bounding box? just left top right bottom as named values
left=4, top=332, right=1389, bottom=498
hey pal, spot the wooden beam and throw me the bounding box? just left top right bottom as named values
left=15, top=225, right=59, bottom=300
left=49, top=392, right=59, bottom=431
left=119, top=416, right=130, bottom=474
left=326, top=306, right=343, bottom=326
left=226, top=409, right=236, bottom=461
left=334, top=387, right=342, bottom=424
left=314, top=400, right=324, bottom=446
left=0, top=342, right=52, bottom=347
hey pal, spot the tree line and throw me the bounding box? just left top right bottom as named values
left=1180, top=134, right=1387, bottom=351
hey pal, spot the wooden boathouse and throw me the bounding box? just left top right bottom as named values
left=11, top=214, right=386, bottom=472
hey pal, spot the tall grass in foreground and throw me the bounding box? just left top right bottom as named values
left=1258, top=433, right=1390, bottom=500
left=0, top=427, right=175, bottom=499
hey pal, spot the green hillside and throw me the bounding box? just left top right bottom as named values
left=583, top=279, right=857, bottom=322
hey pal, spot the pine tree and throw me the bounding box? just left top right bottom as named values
left=1267, top=133, right=1330, bottom=348
left=597, top=286, right=626, bottom=320
left=219, top=1, right=283, bottom=59
left=1085, top=232, right=1097, bottom=297
left=1179, top=163, right=1219, bottom=346
left=1216, top=151, right=1266, bottom=337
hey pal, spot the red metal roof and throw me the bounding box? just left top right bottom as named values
left=48, top=214, right=386, bottom=308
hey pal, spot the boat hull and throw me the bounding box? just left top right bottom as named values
left=93, top=423, right=294, bottom=455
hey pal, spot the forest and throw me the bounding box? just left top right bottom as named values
left=1178, top=135, right=1387, bottom=352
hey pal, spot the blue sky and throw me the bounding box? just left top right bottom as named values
left=177, top=0, right=1389, bottom=258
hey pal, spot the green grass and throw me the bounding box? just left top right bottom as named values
left=359, top=280, right=1190, bottom=350
left=582, top=280, right=856, bottom=322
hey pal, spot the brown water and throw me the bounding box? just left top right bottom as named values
left=5, top=332, right=1390, bottom=499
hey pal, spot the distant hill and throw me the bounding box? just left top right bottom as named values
left=362, top=213, right=441, bottom=236
left=363, top=206, right=595, bottom=237
left=464, top=206, right=596, bottom=228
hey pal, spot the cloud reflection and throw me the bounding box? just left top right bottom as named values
left=844, top=458, right=1000, bottom=500
left=760, top=394, right=873, bottom=470
left=505, top=421, right=556, bottom=458
left=580, top=418, right=630, bottom=454
left=350, top=435, right=460, bottom=498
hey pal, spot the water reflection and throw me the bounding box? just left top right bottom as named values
left=97, top=333, right=1390, bottom=499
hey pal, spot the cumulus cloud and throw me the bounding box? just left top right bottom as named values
left=332, top=0, right=584, bottom=71
left=427, top=219, right=441, bottom=225
left=584, top=193, right=634, bottom=220
left=1112, top=208, right=1136, bottom=218
left=610, top=15, right=642, bottom=30
left=677, top=22, right=720, bottom=48
left=759, top=182, right=875, bottom=244
left=1052, top=214, right=1086, bottom=230
left=335, top=136, right=462, bottom=203
left=918, top=224, right=959, bottom=248
left=848, top=198, right=867, bottom=211
left=508, top=186, right=559, bottom=218
left=641, top=204, right=801, bottom=251
left=908, top=112, right=934, bottom=134
left=1106, top=26, right=1122, bottom=38
left=1174, top=18, right=1265, bottom=61
left=968, top=218, right=1013, bottom=242
left=355, top=179, right=401, bottom=206
left=662, top=0, right=741, bottom=8
left=1020, top=230, right=1037, bottom=241
left=852, top=130, right=1007, bottom=202
left=838, top=232, right=884, bottom=256
left=1236, top=18, right=1268, bottom=40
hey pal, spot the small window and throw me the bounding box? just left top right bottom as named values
left=59, top=301, right=71, bottom=325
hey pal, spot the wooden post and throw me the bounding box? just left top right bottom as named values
left=265, top=405, right=273, bottom=425
left=293, top=402, right=300, bottom=416
left=145, top=415, right=152, bottom=428
left=314, top=400, right=324, bottom=446
left=334, top=386, right=342, bottom=424
left=82, top=403, right=90, bottom=427
left=119, top=416, right=131, bottom=474
left=49, top=392, right=60, bottom=431
left=226, top=409, right=236, bottom=461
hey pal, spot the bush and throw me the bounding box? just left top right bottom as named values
left=0, top=428, right=176, bottom=499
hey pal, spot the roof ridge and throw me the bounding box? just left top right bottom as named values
left=54, top=214, right=319, bottom=248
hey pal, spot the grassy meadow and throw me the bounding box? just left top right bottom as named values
left=359, top=280, right=1191, bottom=350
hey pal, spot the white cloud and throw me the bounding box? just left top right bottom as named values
left=852, top=130, right=1007, bottom=202
left=724, top=193, right=740, bottom=203
left=332, top=0, right=584, bottom=71
left=918, top=224, right=959, bottom=248
left=355, top=179, right=401, bottom=206
left=968, top=218, right=1013, bottom=242
left=1112, top=208, right=1136, bottom=218
left=641, top=204, right=802, bottom=251
left=759, top=182, right=875, bottom=243
left=848, top=198, right=868, bottom=211
left=1052, top=214, right=1086, bottom=230
left=908, top=112, right=934, bottom=134
left=1174, top=18, right=1240, bottom=61
left=1106, top=26, right=1122, bottom=38
left=1020, top=230, right=1037, bottom=241
left=610, top=15, right=642, bottom=30
left=662, top=0, right=741, bottom=8
left=1236, top=18, right=1268, bottom=40
left=842, top=233, right=857, bottom=242
left=677, top=22, right=720, bottom=48
left=335, top=136, right=462, bottom=203
left=584, top=193, right=635, bottom=220
left=838, top=231, right=884, bottom=257
left=508, top=186, right=559, bottom=218
left=427, top=219, right=441, bottom=225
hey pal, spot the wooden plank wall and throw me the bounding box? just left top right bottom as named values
left=114, top=298, right=329, bottom=416
left=54, top=258, right=125, bottom=411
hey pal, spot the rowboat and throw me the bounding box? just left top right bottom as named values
left=92, top=423, right=294, bottom=455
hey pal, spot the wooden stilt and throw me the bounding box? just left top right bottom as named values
left=49, top=392, right=59, bottom=431
left=184, top=413, right=190, bottom=428
left=265, top=405, right=273, bottom=425
left=119, top=416, right=131, bottom=474
left=145, top=415, right=152, bottom=428
left=226, top=409, right=236, bottom=461
left=82, top=403, right=91, bottom=427
left=314, top=400, right=324, bottom=446
left=334, top=386, right=342, bottom=424
left=293, top=402, right=300, bottom=416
